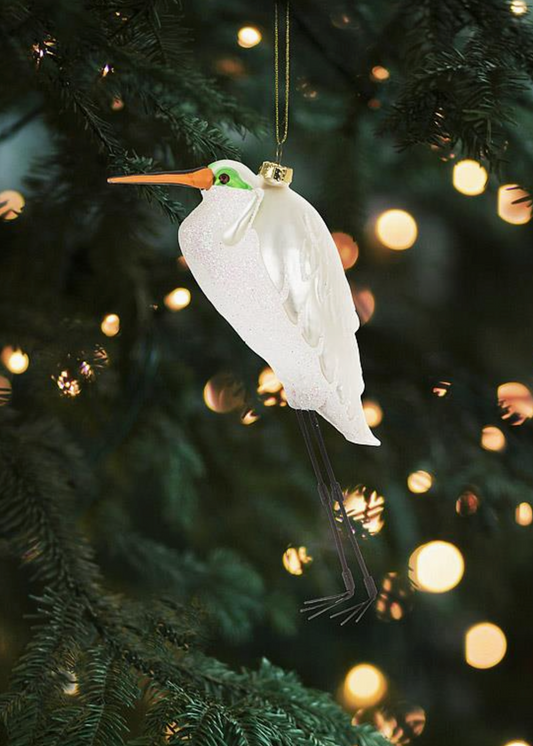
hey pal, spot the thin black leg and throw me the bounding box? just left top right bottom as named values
left=296, top=411, right=354, bottom=619
left=299, top=410, right=377, bottom=624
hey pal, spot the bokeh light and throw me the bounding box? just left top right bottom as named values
left=241, top=408, right=260, bottom=426
left=343, top=664, right=387, bottom=708
left=504, top=742, right=531, bottom=746
left=510, top=0, right=528, bottom=13
left=376, top=572, right=413, bottom=622
left=353, top=287, right=376, bottom=324
left=363, top=399, right=383, bottom=427
left=481, top=425, right=506, bottom=451
left=498, top=381, right=533, bottom=425
left=456, top=490, right=480, bottom=516
left=375, top=209, right=418, bottom=250
left=409, top=541, right=464, bottom=593
left=111, top=96, right=124, bottom=111
left=353, top=702, right=426, bottom=744
left=452, top=160, right=488, bottom=196
left=203, top=372, right=245, bottom=413
left=371, top=65, right=390, bottom=81
left=498, top=185, right=531, bottom=225
left=407, top=470, right=433, bottom=494
left=164, top=287, right=191, bottom=311
left=237, top=26, right=262, bottom=48
left=515, top=501, right=533, bottom=526
left=54, top=370, right=81, bottom=398
left=465, top=622, right=507, bottom=669
left=432, top=380, right=451, bottom=397
left=338, top=486, right=385, bottom=536
left=257, top=367, right=283, bottom=394
left=1, top=346, right=29, bottom=374
left=0, top=375, right=12, bottom=406
left=0, top=190, right=25, bottom=221
left=101, top=313, right=120, bottom=337
left=332, top=232, right=359, bottom=269
left=282, top=546, right=312, bottom=576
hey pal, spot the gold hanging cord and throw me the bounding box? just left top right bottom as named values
left=274, top=0, right=290, bottom=164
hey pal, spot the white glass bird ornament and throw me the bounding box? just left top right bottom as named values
left=109, top=160, right=379, bottom=624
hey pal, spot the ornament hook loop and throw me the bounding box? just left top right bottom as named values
left=259, top=161, right=293, bottom=185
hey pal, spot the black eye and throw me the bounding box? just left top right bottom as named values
left=218, top=173, right=230, bottom=184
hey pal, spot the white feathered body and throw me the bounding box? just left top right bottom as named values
left=178, top=173, right=379, bottom=446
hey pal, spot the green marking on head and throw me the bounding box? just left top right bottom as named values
left=208, top=164, right=253, bottom=190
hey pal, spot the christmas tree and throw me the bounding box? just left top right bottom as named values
left=1, top=1, right=533, bottom=745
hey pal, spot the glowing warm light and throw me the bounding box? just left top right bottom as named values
left=101, top=63, right=113, bottom=77
left=177, top=255, right=189, bottom=270
left=257, top=367, right=283, bottom=394
left=432, top=380, right=451, bottom=397
left=101, top=313, right=120, bottom=337
left=498, top=185, right=531, bottom=225
left=1, top=346, right=29, bottom=374
left=481, top=425, right=506, bottom=451
left=0, top=375, right=12, bottom=405
left=339, top=486, right=385, bottom=536
left=282, top=546, right=313, bottom=576
left=0, top=190, right=25, bottom=221
left=375, top=209, right=418, bottom=250
left=515, top=502, right=533, bottom=526
left=237, top=26, right=262, bottom=48
left=371, top=65, right=390, bottom=81
left=62, top=672, right=79, bottom=696
left=215, top=57, right=246, bottom=78
left=332, top=232, right=359, bottom=269
left=452, top=160, right=488, bottom=196
left=362, top=399, right=383, bottom=428
left=164, top=287, right=191, bottom=311
left=354, top=703, right=426, bottom=743
left=409, top=541, right=464, bottom=593
left=407, top=470, right=433, bottom=494
left=241, top=408, right=260, bottom=426
left=343, top=664, right=387, bottom=708
left=203, top=372, right=245, bottom=414
left=54, top=370, right=81, bottom=398
left=111, top=96, right=124, bottom=111
left=504, top=741, right=531, bottom=746
left=465, top=622, right=507, bottom=669
left=376, top=572, right=413, bottom=622
left=353, top=287, right=376, bottom=324
left=498, top=381, right=533, bottom=425
left=456, top=490, right=480, bottom=516
left=511, top=0, right=528, bottom=13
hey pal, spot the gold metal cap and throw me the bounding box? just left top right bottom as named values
left=259, top=161, right=293, bottom=185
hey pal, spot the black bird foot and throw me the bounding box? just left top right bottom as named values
left=330, top=597, right=375, bottom=625
left=300, top=590, right=354, bottom=620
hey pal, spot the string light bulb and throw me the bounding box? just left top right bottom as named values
left=510, top=0, right=528, bottom=14
left=515, top=502, right=533, bottom=526
left=100, top=313, right=120, bottom=337
left=164, top=287, right=191, bottom=311
left=1, top=346, right=29, bottom=374
left=465, top=622, right=507, bottom=669
left=452, top=160, right=488, bottom=196
left=409, top=541, right=464, bottom=593
left=237, top=26, right=262, bottom=48
left=375, top=209, right=418, bottom=250
left=498, top=185, right=531, bottom=225
left=343, top=664, right=387, bottom=708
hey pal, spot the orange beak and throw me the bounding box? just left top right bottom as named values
left=107, top=166, right=214, bottom=190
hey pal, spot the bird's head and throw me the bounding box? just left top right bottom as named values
left=107, top=159, right=260, bottom=193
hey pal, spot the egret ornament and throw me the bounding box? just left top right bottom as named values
left=107, top=1, right=380, bottom=625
